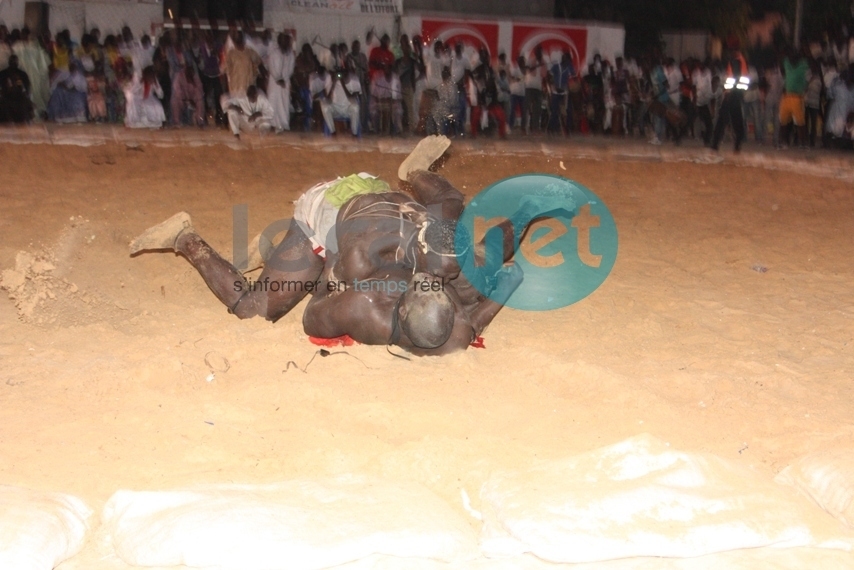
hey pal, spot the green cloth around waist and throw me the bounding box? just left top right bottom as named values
left=324, top=174, right=391, bottom=208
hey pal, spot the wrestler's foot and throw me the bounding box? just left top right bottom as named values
left=129, top=211, right=193, bottom=254
left=398, top=135, right=451, bottom=181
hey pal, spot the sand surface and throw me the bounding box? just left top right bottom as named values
left=1, top=139, right=853, bottom=566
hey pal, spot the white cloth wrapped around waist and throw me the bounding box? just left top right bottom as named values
left=292, top=172, right=381, bottom=258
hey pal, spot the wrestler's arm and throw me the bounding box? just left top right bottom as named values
left=303, top=288, right=394, bottom=344
left=464, top=262, right=523, bottom=335
left=405, top=170, right=465, bottom=220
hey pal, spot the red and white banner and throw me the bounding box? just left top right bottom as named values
left=420, top=18, right=499, bottom=57
left=511, top=23, right=587, bottom=71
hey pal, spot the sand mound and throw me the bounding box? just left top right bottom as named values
left=0, top=217, right=124, bottom=326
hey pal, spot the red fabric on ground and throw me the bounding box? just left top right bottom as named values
left=309, top=335, right=357, bottom=347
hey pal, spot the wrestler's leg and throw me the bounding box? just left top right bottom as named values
left=248, top=218, right=324, bottom=322
left=129, top=212, right=259, bottom=317
left=130, top=213, right=321, bottom=321
left=406, top=169, right=465, bottom=220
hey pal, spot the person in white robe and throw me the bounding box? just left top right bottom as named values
left=124, top=66, right=166, bottom=128
left=268, top=33, right=295, bottom=132
left=12, top=29, right=50, bottom=116
left=223, top=85, right=274, bottom=138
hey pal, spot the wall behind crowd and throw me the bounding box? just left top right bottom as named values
left=0, top=0, right=625, bottom=69
left=0, top=0, right=161, bottom=38
left=265, top=9, right=396, bottom=51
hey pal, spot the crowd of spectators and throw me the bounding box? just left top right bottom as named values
left=0, top=21, right=852, bottom=149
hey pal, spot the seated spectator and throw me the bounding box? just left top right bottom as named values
left=0, top=54, right=34, bottom=123
left=369, top=63, right=402, bottom=134
left=86, top=74, right=107, bottom=122
left=321, top=65, right=361, bottom=136
left=223, top=84, right=273, bottom=138
left=124, top=65, right=166, bottom=128
left=171, top=64, right=204, bottom=126
left=47, top=61, right=87, bottom=123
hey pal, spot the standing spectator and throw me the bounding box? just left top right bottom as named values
left=432, top=66, right=458, bottom=135
left=585, top=62, right=605, bottom=134
left=199, top=32, right=224, bottom=125
left=508, top=55, right=526, bottom=129
left=170, top=64, right=204, bottom=126
left=450, top=42, right=469, bottom=133
left=419, top=41, right=446, bottom=134
left=711, top=38, right=749, bottom=152
left=102, top=34, right=129, bottom=123
left=469, top=48, right=506, bottom=138
left=153, top=35, right=174, bottom=122
left=804, top=60, right=823, bottom=147
left=368, top=34, right=394, bottom=82
left=663, top=58, right=684, bottom=142
left=779, top=48, right=809, bottom=148
left=411, top=35, right=427, bottom=133
left=0, top=26, right=11, bottom=71
left=225, top=31, right=261, bottom=98
left=692, top=59, right=714, bottom=145
left=396, top=35, right=416, bottom=133
left=268, top=33, right=295, bottom=132
left=12, top=28, right=50, bottom=118
left=761, top=63, right=784, bottom=147
left=741, top=64, right=761, bottom=142
left=649, top=59, right=670, bottom=144
left=496, top=67, right=511, bottom=131
left=549, top=52, right=574, bottom=134
left=347, top=40, right=369, bottom=133
left=126, top=33, right=155, bottom=78
left=523, top=45, right=546, bottom=133
left=249, top=29, right=272, bottom=86
left=294, top=43, right=317, bottom=131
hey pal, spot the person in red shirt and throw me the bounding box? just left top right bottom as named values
left=368, top=34, right=394, bottom=82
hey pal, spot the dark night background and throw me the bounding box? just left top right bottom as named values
left=553, top=0, right=854, bottom=54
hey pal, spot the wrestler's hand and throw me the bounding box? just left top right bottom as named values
left=491, top=262, right=523, bottom=302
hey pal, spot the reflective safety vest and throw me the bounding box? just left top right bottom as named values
left=724, top=53, right=750, bottom=91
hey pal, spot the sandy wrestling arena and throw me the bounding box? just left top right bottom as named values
left=1, top=130, right=853, bottom=569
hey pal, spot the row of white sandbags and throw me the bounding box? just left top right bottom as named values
left=3, top=434, right=854, bottom=570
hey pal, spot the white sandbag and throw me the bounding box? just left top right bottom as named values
left=776, top=447, right=854, bottom=528
left=103, top=476, right=478, bottom=570
left=0, top=485, right=93, bottom=570
left=479, top=434, right=854, bottom=564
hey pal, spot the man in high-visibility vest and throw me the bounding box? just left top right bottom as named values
left=711, top=37, right=749, bottom=152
